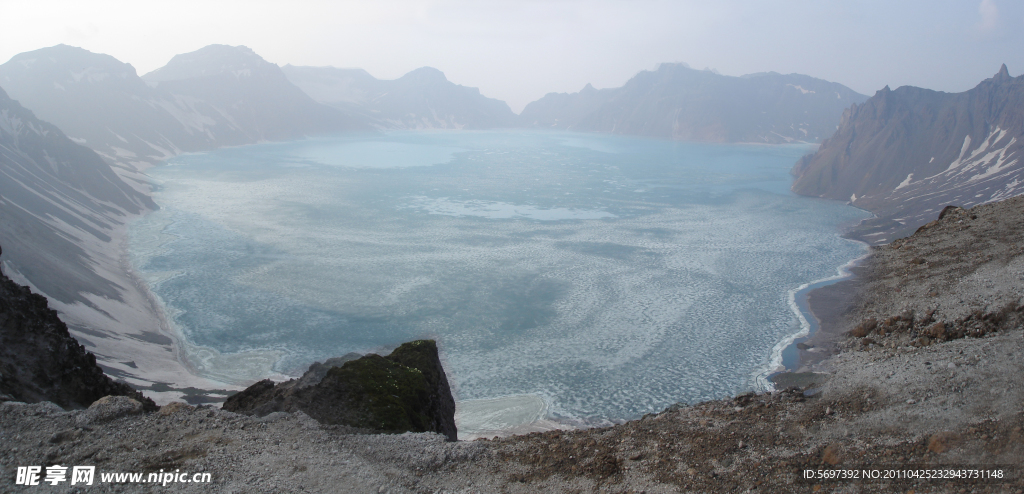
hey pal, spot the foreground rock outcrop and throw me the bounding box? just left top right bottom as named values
left=223, top=340, right=457, bottom=441
left=0, top=246, right=156, bottom=411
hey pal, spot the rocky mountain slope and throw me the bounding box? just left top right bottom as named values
left=0, top=80, right=232, bottom=399
left=519, top=63, right=867, bottom=143
left=0, top=44, right=188, bottom=166
left=3, top=197, right=1022, bottom=492
left=0, top=44, right=368, bottom=168
left=0, top=245, right=155, bottom=410
left=282, top=65, right=518, bottom=129
left=792, top=65, right=1024, bottom=244
left=0, top=87, right=151, bottom=307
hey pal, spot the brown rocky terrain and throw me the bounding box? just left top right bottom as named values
left=3, top=197, right=1024, bottom=492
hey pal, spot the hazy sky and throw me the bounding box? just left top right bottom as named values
left=2, top=0, right=1021, bottom=112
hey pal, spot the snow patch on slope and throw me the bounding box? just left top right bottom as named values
left=895, top=173, right=914, bottom=191
left=786, top=84, right=815, bottom=94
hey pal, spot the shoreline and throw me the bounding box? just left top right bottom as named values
left=125, top=200, right=296, bottom=395
left=116, top=136, right=854, bottom=419
left=796, top=259, right=871, bottom=369
left=67, top=135, right=870, bottom=425
left=759, top=247, right=870, bottom=390
left=766, top=258, right=872, bottom=391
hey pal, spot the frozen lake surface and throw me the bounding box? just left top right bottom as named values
left=129, top=131, right=867, bottom=437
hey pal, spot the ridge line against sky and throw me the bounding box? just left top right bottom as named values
left=1, top=0, right=1022, bottom=113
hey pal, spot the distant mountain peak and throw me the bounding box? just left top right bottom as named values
left=400, top=67, right=448, bottom=83
left=995, top=63, right=1011, bottom=81
left=660, top=62, right=687, bottom=69
left=5, top=44, right=139, bottom=80
left=282, top=64, right=516, bottom=129
left=655, top=62, right=691, bottom=72
left=141, top=44, right=273, bottom=82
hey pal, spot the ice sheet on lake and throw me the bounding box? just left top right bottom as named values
left=129, top=131, right=868, bottom=426
left=401, top=196, right=616, bottom=221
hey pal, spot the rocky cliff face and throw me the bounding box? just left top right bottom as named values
left=223, top=340, right=457, bottom=441
left=519, top=63, right=867, bottom=143
left=0, top=245, right=155, bottom=410
left=282, top=65, right=518, bottom=130
left=792, top=65, right=1024, bottom=244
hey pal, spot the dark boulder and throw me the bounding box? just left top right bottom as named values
left=223, top=340, right=457, bottom=441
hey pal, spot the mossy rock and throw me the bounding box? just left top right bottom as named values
left=317, top=354, right=430, bottom=431
left=223, top=339, right=457, bottom=440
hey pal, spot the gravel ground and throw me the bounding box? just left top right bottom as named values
left=3, top=198, right=1023, bottom=493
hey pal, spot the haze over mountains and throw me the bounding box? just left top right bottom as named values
left=520, top=63, right=868, bottom=144
left=282, top=61, right=869, bottom=142
left=0, top=86, right=151, bottom=304
left=0, top=44, right=368, bottom=169
left=282, top=65, right=519, bottom=129
left=0, top=43, right=871, bottom=165
left=792, top=64, right=1024, bottom=243
left=141, top=45, right=368, bottom=141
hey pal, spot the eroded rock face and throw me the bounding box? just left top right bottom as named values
left=792, top=65, right=1024, bottom=244
left=223, top=340, right=457, bottom=441
left=0, top=245, right=157, bottom=411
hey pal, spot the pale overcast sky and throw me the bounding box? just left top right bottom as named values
left=1, top=0, right=1021, bottom=112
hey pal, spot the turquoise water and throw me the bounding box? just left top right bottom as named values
left=129, top=130, right=867, bottom=425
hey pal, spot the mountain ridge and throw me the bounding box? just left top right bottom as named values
left=0, top=44, right=370, bottom=168
left=791, top=64, right=1024, bottom=243
left=519, top=63, right=868, bottom=143
left=282, top=64, right=518, bottom=129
